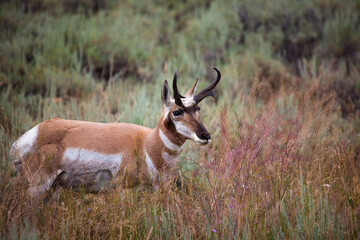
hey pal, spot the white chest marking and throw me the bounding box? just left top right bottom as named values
left=62, top=148, right=123, bottom=177
left=159, top=129, right=183, bottom=153
left=145, top=152, right=158, bottom=179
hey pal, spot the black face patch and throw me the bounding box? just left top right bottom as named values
left=183, top=104, right=200, bottom=115
left=164, top=114, right=177, bottom=132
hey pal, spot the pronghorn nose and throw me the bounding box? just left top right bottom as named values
left=201, top=132, right=211, bottom=140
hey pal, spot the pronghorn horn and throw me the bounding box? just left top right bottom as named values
left=172, top=71, right=185, bottom=107
left=185, top=78, right=199, bottom=97
left=193, top=67, right=221, bottom=104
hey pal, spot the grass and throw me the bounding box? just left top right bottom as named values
left=1, top=0, right=360, bottom=238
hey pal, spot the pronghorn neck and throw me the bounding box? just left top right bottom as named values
left=158, top=111, right=187, bottom=147
left=145, top=111, right=186, bottom=170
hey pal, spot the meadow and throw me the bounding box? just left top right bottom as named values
left=0, top=0, right=359, bottom=238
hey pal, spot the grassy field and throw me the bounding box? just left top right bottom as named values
left=1, top=0, right=360, bottom=238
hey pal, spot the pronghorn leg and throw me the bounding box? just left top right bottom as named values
left=27, top=170, right=62, bottom=199
left=22, top=144, right=63, bottom=199
left=87, top=170, right=113, bottom=193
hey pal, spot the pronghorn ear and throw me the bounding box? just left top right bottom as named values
left=161, top=80, right=172, bottom=107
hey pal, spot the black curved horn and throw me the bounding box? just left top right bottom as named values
left=193, top=67, right=221, bottom=104
left=172, top=71, right=185, bottom=107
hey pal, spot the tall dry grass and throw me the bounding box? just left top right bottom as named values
left=1, top=79, right=359, bottom=239
left=1, top=0, right=360, bottom=238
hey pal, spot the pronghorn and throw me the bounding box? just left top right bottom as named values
left=10, top=67, right=221, bottom=198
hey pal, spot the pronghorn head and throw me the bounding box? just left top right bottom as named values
left=161, top=67, right=221, bottom=145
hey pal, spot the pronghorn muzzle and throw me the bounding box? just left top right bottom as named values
left=196, top=121, right=211, bottom=143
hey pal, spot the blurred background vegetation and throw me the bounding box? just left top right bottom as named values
left=1, top=0, right=359, bottom=109
left=0, top=0, right=360, bottom=238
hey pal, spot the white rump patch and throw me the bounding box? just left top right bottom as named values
left=62, top=148, right=123, bottom=178
left=182, top=97, right=196, bottom=107
left=11, top=124, right=39, bottom=165
left=145, top=152, right=158, bottom=179
left=162, top=152, right=178, bottom=168
left=159, top=129, right=183, bottom=153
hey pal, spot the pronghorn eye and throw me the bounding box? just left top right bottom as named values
left=172, top=110, right=183, bottom=117
left=195, top=106, right=201, bottom=111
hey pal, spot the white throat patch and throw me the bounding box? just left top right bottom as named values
left=158, top=129, right=183, bottom=153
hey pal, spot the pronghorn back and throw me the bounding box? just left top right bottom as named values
left=36, top=118, right=151, bottom=154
